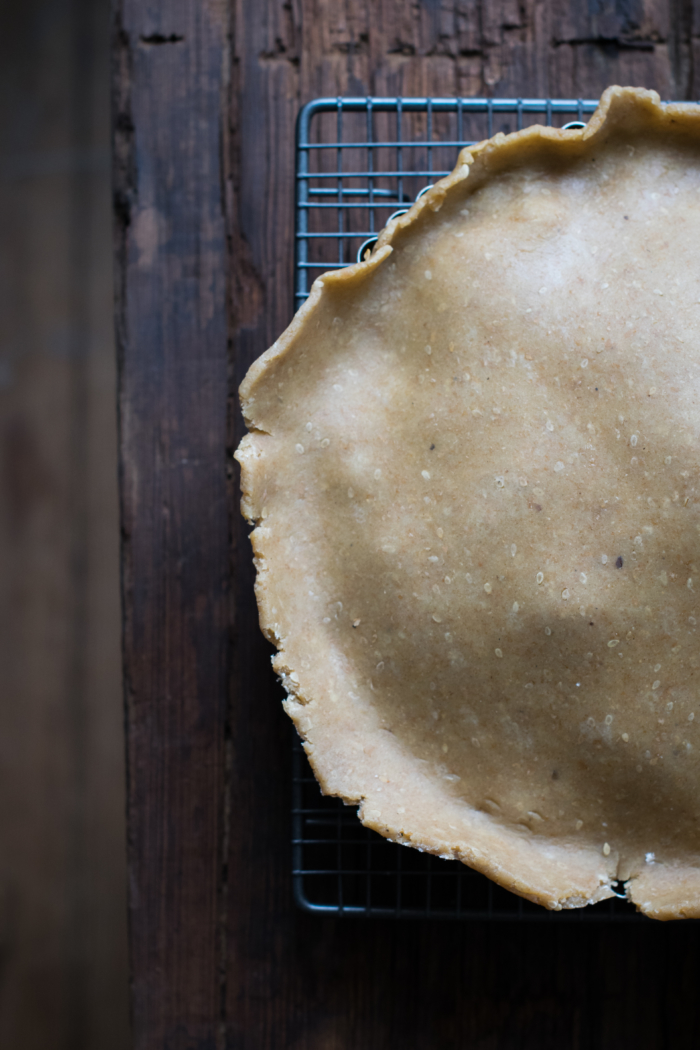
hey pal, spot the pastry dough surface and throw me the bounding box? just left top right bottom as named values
left=237, top=87, right=700, bottom=918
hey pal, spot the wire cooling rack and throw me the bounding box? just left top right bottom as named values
left=292, top=96, right=643, bottom=921
left=292, top=736, right=641, bottom=922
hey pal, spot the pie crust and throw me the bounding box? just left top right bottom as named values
left=237, top=87, right=700, bottom=919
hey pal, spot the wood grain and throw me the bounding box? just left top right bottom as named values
left=114, top=1, right=230, bottom=1047
left=120, top=0, right=700, bottom=1046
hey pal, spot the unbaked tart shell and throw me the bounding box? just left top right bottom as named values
left=237, top=86, right=700, bottom=919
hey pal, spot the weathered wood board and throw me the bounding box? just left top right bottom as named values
left=0, top=1, right=129, bottom=1046
left=116, top=1, right=700, bottom=1047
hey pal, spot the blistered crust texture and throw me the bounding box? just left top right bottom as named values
left=236, top=87, right=700, bottom=918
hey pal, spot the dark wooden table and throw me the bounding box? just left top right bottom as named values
left=114, top=2, right=700, bottom=1046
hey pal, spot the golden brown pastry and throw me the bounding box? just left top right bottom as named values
left=236, top=86, right=700, bottom=919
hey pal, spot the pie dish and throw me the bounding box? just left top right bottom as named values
left=236, top=86, right=700, bottom=919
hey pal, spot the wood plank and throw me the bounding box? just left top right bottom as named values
left=114, top=1, right=230, bottom=1046
left=225, top=2, right=700, bottom=1048
left=0, top=0, right=128, bottom=1046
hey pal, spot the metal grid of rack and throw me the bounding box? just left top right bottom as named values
left=292, top=96, right=644, bottom=921
left=292, top=736, right=642, bottom=921
left=295, top=95, right=604, bottom=306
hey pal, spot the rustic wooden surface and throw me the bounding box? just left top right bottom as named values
left=114, top=0, right=231, bottom=1046
left=118, top=1, right=700, bottom=1047
left=0, top=0, right=129, bottom=1047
